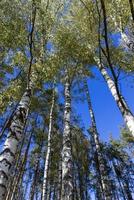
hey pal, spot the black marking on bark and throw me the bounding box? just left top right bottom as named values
left=0, top=184, right=7, bottom=198
left=0, top=170, right=8, bottom=180
left=16, top=107, right=26, bottom=123
left=25, top=88, right=31, bottom=95
left=8, top=130, right=20, bottom=141
left=0, top=158, right=12, bottom=169
left=0, top=148, right=15, bottom=158
left=0, top=183, right=7, bottom=190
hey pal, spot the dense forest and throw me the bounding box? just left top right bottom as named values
left=0, top=0, right=134, bottom=199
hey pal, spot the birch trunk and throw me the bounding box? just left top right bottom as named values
left=61, top=76, right=73, bottom=200
left=30, top=152, right=40, bottom=200
left=129, top=0, right=134, bottom=22
left=5, top=130, right=26, bottom=200
left=94, top=57, right=134, bottom=137
left=76, top=162, right=84, bottom=200
left=57, top=158, right=62, bottom=200
left=10, top=131, right=32, bottom=200
left=84, top=79, right=112, bottom=200
left=123, top=179, right=133, bottom=200
left=0, top=88, right=31, bottom=199
left=112, top=160, right=126, bottom=200
left=42, top=89, right=55, bottom=200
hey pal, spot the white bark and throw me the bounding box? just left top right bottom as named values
left=0, top=89, right=31, bottom=200
left=42, top=89, right=55, bottom=200
left=84, top=79, right=112, bottom=200
left=61, top=78, right=73, bottom=200
left=57, top=158, right=62, bottom=200
left=94, top=57, right=134, bottom=137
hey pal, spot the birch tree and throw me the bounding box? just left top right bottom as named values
left=65, top=0, right=134, bottom=136
left=61, top=70, right=73, bottom=200
left=83, top=78, right=112, bottom=200
left=42, top=88, right=55, bottom=200
left=0, top=1, right=36, bottom=198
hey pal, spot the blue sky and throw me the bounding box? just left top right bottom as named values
left=74, top=67, right=134, bottom=142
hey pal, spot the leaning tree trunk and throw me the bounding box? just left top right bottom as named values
left=42, top=89, right=55, bottom=200
left=84, top=78, right=112, bottom=200
left=61, top=75, right=73, bottom=200
left=0, top=88, right=31, bottom=199
left=94, top=57, right=134, bottom=137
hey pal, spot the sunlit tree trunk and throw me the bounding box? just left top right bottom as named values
left=0, top=88, right=31, bottom=199
left=94, top=57, right=134, bottom=137
left=0, top=1, right=36, bottom=196
left=5, top=129, right=26, bottom=200
left=42, top=89, right=55, bottom=200
left=61, top=74, right=73, bottom=200
left=97, top=0, right=134, bottom=137
left=84, top=78, right=112, bottom=200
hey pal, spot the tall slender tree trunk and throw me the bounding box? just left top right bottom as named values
left=0, top=2, right=36, bottom=198
left=42, top=89, right=55, bottom=200
left=61, top=75, right=73, bottom=200
left=47, top=179, right=52, bottom=200
left=96, top=0, right=134, bottom=136
left=84, top=78, right=112, bottom=200
left=30, top=152, right=40, bottom=200
left=94, top=57, right=134, bottom=137
left=85, top=174, right=90, bottom=200
left=0, top=103, right=19, bottom=140
left=73, top=168, right=79, bottom=200
left=76, top=162, right=84, bottom=200
left=53, top=182, right=56, bottom=200
left=90, top=131, right=103, bottom=200
left=5, top=128, right=26, bottom=200
left=129, top=0, right=134, bottom=21
left=112, top=160, right=126, bottom=200
left=23, top=171, right=30, bottom=200
left=0, top=88, right=31, bottom=199
left=123, top=179, right=133, bottom=200
left=57, top=157, right=62, bottom=200
left=10, top=131, right=33, bottom=200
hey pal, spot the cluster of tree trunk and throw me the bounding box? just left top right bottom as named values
left=0, top=0, right=134, bottom=200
